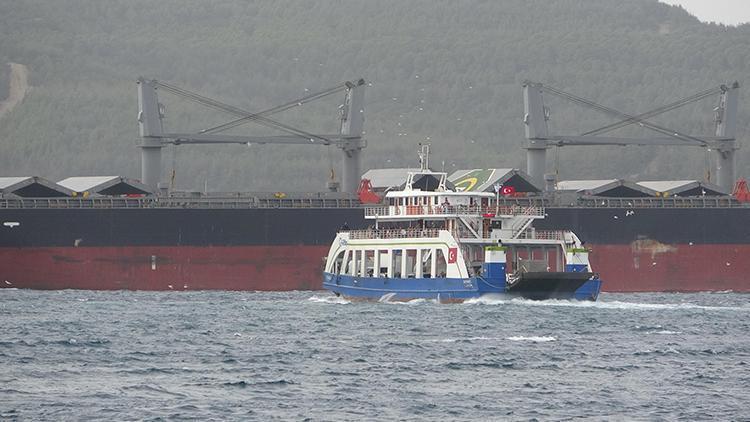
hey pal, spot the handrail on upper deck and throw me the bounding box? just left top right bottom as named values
left=364, top=204, right=545, bottom=218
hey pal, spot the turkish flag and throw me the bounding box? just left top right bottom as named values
left=501, top=186, right=516, bottom=195
left=448, top=247, right=458, bottom=263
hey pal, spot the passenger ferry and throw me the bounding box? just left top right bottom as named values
left=322, top=146, right=602, bottom=302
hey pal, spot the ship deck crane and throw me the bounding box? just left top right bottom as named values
left=523, top=81, right=740, bottom=192
left=137, top=77, right=366, bottom=194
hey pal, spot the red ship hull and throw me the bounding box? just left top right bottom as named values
left=1, top=243, right=748, bottom=292
left=0, top=246, right=328, bottom=291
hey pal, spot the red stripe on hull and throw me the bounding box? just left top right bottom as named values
left=1, top=244, right=748, bottom=292
left=590, top=243, right=750, bottom=292
left=0, top=246, right=328, bottom=291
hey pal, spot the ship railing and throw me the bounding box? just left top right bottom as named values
left=346, top=228, right=443, bottom=240
left=1, top=195, right=745, bottom=210
left=0, top=196, right=361, bottom=209
left=572, top=196, right=740, bottom=209
left=491, top=196, right=744, bottom=209
left=364, top=205, right=545, bottom=218
left=515, top=230, right=567, bottom=241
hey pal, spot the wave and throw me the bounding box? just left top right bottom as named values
left=464, top=296, right=750, bottom=312
left=307, top=295, right=350, bottom=304
left=121, top=384, right=187, bottom=398
left=428, top=336, right=502, bottom=343
left=506, top=336, right=556, bottom=342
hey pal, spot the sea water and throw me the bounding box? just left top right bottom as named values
left=0, top=290, right=748, bottom=420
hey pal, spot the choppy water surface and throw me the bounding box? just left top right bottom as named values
left=1, top=290, right=748, bottom=421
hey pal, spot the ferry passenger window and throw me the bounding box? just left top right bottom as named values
left=333, top=250, right=345, bottom=274
left=364, top=250, right=375, bottom=277
left=341, top=250, right=351, bottom=275
left=379, top=250, right=389, bottom=277
left=405, top=249, right=417, bottom=278
left=435, top=249, right=447, bottom=278
left=352, top=250, right=362, bottom=276
left=392, top=249, right=403, bottom=278
left=421, top=248, right=432, bottom=278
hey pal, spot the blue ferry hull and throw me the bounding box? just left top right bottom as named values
left=323, top=272, right=601, bottom=302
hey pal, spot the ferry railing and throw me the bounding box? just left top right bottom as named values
left=347, top=228, right=443, bottom=240
left=364, top=205, right=545, bottom=218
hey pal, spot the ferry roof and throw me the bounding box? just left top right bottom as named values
left=362, top=168, right=456, bottom=191
left=557, top=179, right=656, bottom=197
left=386, top=189, right=494, bottom=198
left=0, top=176, right=73, bottom=198
left=58, top=176, right=153, bottom=196
left=638, top=180, right=727, bottom=196
left=449, top=168, right=541, bottom=193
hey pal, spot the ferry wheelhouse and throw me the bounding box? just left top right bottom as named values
left=322, top=146, right=602, bottom=302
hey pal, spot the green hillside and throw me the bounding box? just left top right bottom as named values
left=0, top=0, right=748, bottom=192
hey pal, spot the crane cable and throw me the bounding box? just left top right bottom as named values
left=540, top=84, right=708, bottom=145
left=200, top=84, right=348, bottom=134
left=154, top=81, right=335, bottom=144
left=155, top=81, right=331, bottom=143
left=581, top=86, right=721, bottom=136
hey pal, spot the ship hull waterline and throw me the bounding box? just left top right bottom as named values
left=323, top=273, right=600, bottom=302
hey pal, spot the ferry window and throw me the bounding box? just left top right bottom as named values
left=364, top=250, right=375, bottom=277
left=341, top=250, right=351, bottom=275
left=421, top=248, right=432, bottom=278
left=352, top=250, right=362, bottom=276
left=333, top=250, right=345, bottom=274
left=435, top=249, right=447, bottom=278
left=379, top=250, right=389, bottom=277
left=405, top=249, right=417, bottom=278
left=392, top=249, right=403, bottom=278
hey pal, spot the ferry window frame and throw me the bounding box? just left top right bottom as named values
left=332, top=250, right=346, bottom=274
left=378, top=249, right=389, bottom=277
left=342, top=249, right=352, bottom=276
left=405, top=249, right=418, bottom=278
left=435, top=248, right=447, bottom=278
left=364, top=250, right=375, bottom=277
left=421, top=248, right=432, bottom=278
left=392, top=249, right=403, bottom=278
left=352, top=249, right=362, bottom=276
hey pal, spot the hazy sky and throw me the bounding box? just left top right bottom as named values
left=660, top=0, right=750, bottom=25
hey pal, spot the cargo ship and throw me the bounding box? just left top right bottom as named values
left=1, top=78, right=748, bottom=292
